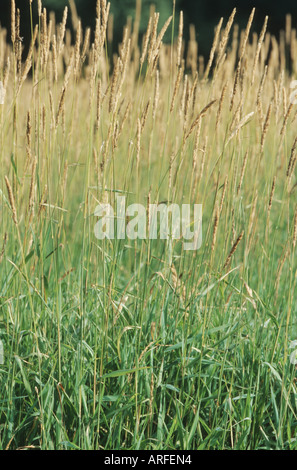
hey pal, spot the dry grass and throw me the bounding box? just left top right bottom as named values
left=0, top=0, right=297, bottom=450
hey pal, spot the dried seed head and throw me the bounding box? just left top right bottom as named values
left=5, top=176, right=18, bottom=226
left=170, top=65, right=183, bottom=113
left=204, top=17, right=223, bottom=80
left=251, top=16, right=268, bottom=85
left=38, top=0, right=42, bottom=17
left=287, top=137, right=297, bottom=179
left=239, top=8, right=255, bottom=60
left=58, top=7, right=68, bottom=56
left=11, top=0, right=16, bottom=45
left=217, top=9, right=236, bottom=65
left=223, top=231, right=244, bottom=270
left=268, top=176, right=276, bottom=215
left=177, top=11, right=183, bottom=67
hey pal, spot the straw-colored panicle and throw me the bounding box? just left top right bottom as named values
left=40, top=8, right=48, bottom=70
left=5, top=176, right=18, bottom=226
left=58, top=7, right=68, bottom=57
left=56, top=87, right=66, bottom=126
left=149, top=15, right=172, bottom=68
left=251, top=16, right=268, bottom=85
left=230, top=62, right=241, bottom=111
left=287, top=137, right=297, bottom=183
left=118, top=101, right=131, bottom=139
left=11, top=0, right=16, bottom=46
left=112, top=120, right=120, bottom=152
left=170, top=264, right=179, bottom=291
left=177, top=11, right=183, bottom=67
left=109, top=57, right=120, bottom=113
left=184, top=73, right=198, bottom=123
left=192, top=118, right=201, bottom=172
left=268, top=176, right=276, bottom=217
left=204, top=18, right=223, bottom=81
left=256, top=65, right=268, bottom=109
left=180, top=74, right=188, bottom=120
left=118, top=36, right=131, bottom=92
left=16, top=9, right=21, bottom=74
left=211, top=206, right=220, bottom=253
left=81, top=27, right=91, bottom=64
left=239, top=8, right=255, bottom=61
left=261, top=102, right=272, bottom=152
left=186, top=100, right=217, bottom=140
left=223, top=230, right=244, bottom=270
left=147, top=13, right=160, bottom=65
left=24, top=111, right=32, bottom=172
left=227, top=111, right=254, bottom=146
left=96, top=0, right=101, bottom=21
left=55, top=51, right=74, bottom=126
left=280, top=102, right=294, bottom=139
left=141, top=98, right=151, bottom=132
left=216, top=9, right=237, bottom=67
left=170, top=65, right=183, bottom=113
left=230, top=8, right=255, bottom=109
left=73, top=20, right=82, bottom=78
left=101, top=0, right=110, bottom=29
left=17, top=25, right=38, bottom=96
left=38, top=0, right=42, bottom=17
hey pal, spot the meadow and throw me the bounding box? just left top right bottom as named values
left=0, top=0, right=297, bottom=450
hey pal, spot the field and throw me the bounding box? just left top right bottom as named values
left=0, top=0, right=297, bottom=450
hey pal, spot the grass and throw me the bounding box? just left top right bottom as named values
left=0, top=0, right=297, bottom=450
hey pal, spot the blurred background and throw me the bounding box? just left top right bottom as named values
left=0, top=0, right=297, bottom=59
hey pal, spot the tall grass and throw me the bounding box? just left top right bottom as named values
left=0, top=0, right=297, bottom=450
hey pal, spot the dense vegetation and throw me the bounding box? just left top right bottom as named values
left=0, top=0, right=297, bottom=450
